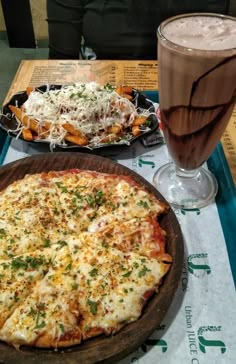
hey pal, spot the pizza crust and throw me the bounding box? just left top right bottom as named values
left=34, top=329, right=82, bottom=348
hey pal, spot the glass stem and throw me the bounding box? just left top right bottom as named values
left=175, top=166, right=200, bottom=178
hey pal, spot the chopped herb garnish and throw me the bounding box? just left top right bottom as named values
left=59, top=323, right=65, bottom=333
left=94, top=190, right=106, bottom=206
left=34, top=321, right=46, bottom=330
left=10, top=256, right=28, bottom=271
left=122, top=271, right=132, bottom=278
left=65, top=262, right=72, bottom=271
left=56, top=240, right=67, bottom=248
left=87, top=299, right=98, bottom=315
left=53, top=207, right=60, bottom=216
left=85, top=190, right=106, bottom=208
left=30, top=302, right=47, bottom=330
left=43, top=238, right=51, bottom=248
left=4, top=250, right=14, bottom=258
left=89, top=268, right=98, bottom=277
left=105, top=201, right=117, bottom=210
left=104, top=83, right=115, bottom=92
left=2, top=262, right=9, bottom=270
left=137, top=200, right=149, bottom=209
left=138, top=265, right=151, bottom=277
left=119, top=264, right=126, bottom=271
left=85, top=194, right=94, bottom=207
left=33, top=303, right=46, bottom=326
left=55, top=181, right=68, bottom=193
left=101, top=240, right=109, bottom=249
left=25, top=256, right=45, bottom=269
left=0, top=228, right=6, bottom=239
left=71, top=282, right=78, bottom=290
left=74, top=191, right=83, bottom=199
left=78, top=185, right=87, bottom=191
left=29, top=307, right=37, bottom=318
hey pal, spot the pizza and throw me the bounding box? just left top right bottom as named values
left=0, top=168, right=172, bottom=349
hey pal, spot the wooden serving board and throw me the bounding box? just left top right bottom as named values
left=0, top=152, right=184, bottom=364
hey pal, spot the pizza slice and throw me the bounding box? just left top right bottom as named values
left=87, top=175, right=168, bottom=233
left=51, top=169, right=112, bottom=232
left=66, top=227, right=171, bottom=340
left=0, top=246, right=82, bottom=348
left=0, top=173, right=67, bottom=257
left=44, top=169, right=168, bottom=234
left=67, top=216, right=172, bottom=262
left=0, top=248, right=54, bottom=329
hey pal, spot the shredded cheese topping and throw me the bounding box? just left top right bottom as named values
left=15, top=82, right=152, bottom=149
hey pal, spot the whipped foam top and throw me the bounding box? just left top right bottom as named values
left=162, top=15, right=236, bottom=50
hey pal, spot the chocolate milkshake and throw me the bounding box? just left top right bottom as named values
left=158, top=14, right=236, bottom=170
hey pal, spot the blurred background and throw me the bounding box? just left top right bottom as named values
left=0, top=0, right=48, bottom=42
left=0, top=0, right=48, bottom=105
left=0, top=0, right=236, bottom=105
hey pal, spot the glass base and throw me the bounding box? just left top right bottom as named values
left=153, top=162, right=218, bottom=209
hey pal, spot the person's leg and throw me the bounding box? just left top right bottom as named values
left=46, top=0, right=83, bottom=59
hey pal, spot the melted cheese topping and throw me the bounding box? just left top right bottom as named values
left=0, top=169, right=171, bottom=348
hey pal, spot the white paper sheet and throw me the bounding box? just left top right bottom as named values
left=3, top=137, right=236, bottom=364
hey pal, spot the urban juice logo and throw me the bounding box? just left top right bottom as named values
left=141, top=338, right=168, bottom=353
left=172, top=206, right=201, bottom=224
left=138, top=157, right=155, bottom=169
left=198, top=326, right=226, bottom=354
left=181, top=252, right=211, bottom=293
left=185, top=306, right=226, bottom=363
left=188, top=253, right=211, bottom=277
left=141, top=324, right=168, bottom=354
left=132, top=153, right=156, bottom=173
left=130, top=324, right=168, bottom=362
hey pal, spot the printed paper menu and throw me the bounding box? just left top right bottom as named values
left=4, top=59, right=236, bottom=185
left=7, top=60, right=158, bottom=97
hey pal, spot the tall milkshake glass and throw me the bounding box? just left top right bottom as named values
left=153, top=13, right=236, bottom=209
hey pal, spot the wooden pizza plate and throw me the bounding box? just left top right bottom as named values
left=0, top=152, right=184, bottom=364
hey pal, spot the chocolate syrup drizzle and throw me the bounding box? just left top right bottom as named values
left=161, top=54, right=236, bottom=169
left=190, top=54, right=236, bottom=107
